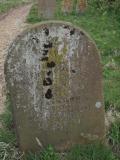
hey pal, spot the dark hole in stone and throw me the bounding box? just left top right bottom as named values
left=43, top=50, right=48, bottom=56
left=15, top=143, right=19, bottom=148
left=47, top=61, right=56, bottom=68
left=44, top=42, right=53, bottom=49
left=47, top=71, right=52, bottom=76
left=108, top=138, right=113, bottom=145
left=43, top=78, right=52, bottom=86
left=32, top=37, right=39, bottom=43
left=63, top=25, right=69, bottom=29
left=45, top=89, right=53, bottom=99
left=80, top=31, right=84, bottom=36
left=72, top=69, right=76, bottom=73
left=41, top=57, right=48, bottom=61
left=44, top=28, right=49, bottom=36
left=32, top=46, right=37, bottom=52
left=23, top=59, right=26, bottom=64
left=70, top=29, right=75, bottom=35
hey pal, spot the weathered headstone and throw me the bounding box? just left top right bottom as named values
left=5, top=21, right=105, bottom=152
left=38, top=0, right=56, bottom=19
left=76, top=0, right=87, bottom=13
left=62, top=0, right=87, bottom=14
left=62, top=0, right=72, bottom=14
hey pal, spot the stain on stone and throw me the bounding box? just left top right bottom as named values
left=44, top=42, right=53, bottom=49
left=41, top=57, right=48, bottom=61
left=43, top=50, right=48, bottom=56
left=47, top=71, right=52, bottom=76
left=32, top=46, right=38, bottom=52
left=32, top=37, right=39, bottom=43
left=63, top=25, right=69, bottom=29
left=45, top=89, right=53, bottom=99
left=108, top=138, right=113, bottom=145
left=23, top=59, right=26, bottom=64
left=70, top=29, right=75, bottom=35
left=47, top=61, right=56, bottom=68
left=80, top=31, right=85, bottom=36
left=43, top=78, right=52, bottom=86
left=44, top=28, right=49, bottom=36
left=71, top=69, right=76, bottom=73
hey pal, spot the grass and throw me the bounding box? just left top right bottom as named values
left=66, top=144, right=118, bottom=160
left=0, top=95, right=19, bottom=159
left=0, top=95, right=15, bottom=143
left=108, top=119, right=120, bottom=156
left=24, top=145, right=60, bottom=160
left=0, top=0, right=30, bottom=14
left=26, top=4, right=41, bottom=23
left=0, top=142, right=22, bottom=160
left=24, top=144, right=119, bottom=160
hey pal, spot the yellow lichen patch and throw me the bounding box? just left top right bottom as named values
left=41, top=61, right=47, bottom=81
left=54, top=69, right=69, bottom=97
left=48, top=42, right=67, bottom=65
left=40, top=39, right=68, bottom=99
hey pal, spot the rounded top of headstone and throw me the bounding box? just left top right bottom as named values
left=5, top=21, right=101, bottom=70
left=7, top=21, right=99, bottom=52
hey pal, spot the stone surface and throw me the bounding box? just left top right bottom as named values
left=5, top=21, right=105, bottom=152
left=38, top=0, right=56, bottom=19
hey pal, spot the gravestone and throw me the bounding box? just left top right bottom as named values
left=62, top=0, right=87, bottom=14
left=38, top=0, right=56, bottom=19
left=76, top=0, right=87, bottom=13
left=62, top=0, right=72, bottom=14
left=5, top=21, right=105, bottom=152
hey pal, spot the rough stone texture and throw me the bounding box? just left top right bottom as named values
left=5, top=21, right=105, bottom=152
left=38, top=0, right=56, bottom=19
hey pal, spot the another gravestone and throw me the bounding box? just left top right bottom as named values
left=76, top=0, right=87, bottom=13
left=38, top=0, right=56, bottom=19
left=62, top=0, right=72, bottom=14
left=62, top=0, right=87, bottom=14
left=5, top=21, right=105, bottom=152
